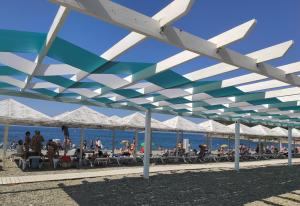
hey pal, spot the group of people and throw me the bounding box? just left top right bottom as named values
left=16, top=130, right=45, bottom=158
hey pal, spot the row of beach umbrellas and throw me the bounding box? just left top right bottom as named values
left=0, top=98, right=299, bottom=139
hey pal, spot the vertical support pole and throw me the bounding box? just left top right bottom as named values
left=258, top=137, right=262, bottom=155
left=228, top=136, right=230, bottom=149
left=79, top=128, right=84, bottom=166
left=112, top=129, right=116, bottom=155
left=288, top=127, right=292, bottom=166
left=176, top=131, right=179, bottom=156
left=234, top=120, right=240, bottom=171
left=209, top=134, right=213, bottom=152
left=134, top=129, right=138, bottom=155
left=206, top=133, right=209, bottom=150
left=279, top=138, right=282, bottom=151
left=2, top=124, right=9, bottom=169
left=143, top=109, right=151, bottom=179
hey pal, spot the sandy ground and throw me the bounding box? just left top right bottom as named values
left=0, top=164, right=300, bottom=206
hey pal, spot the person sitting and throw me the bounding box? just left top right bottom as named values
left=46, top=139, right=59, bottom=168
left=31, top=130, right=44, bottom=156
left=16, top=140, right=24, bottom=154
left=198, top=144, right=206, bottom=160
left=24, top=131, right=31, bottom=154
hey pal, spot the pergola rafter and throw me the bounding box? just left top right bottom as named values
left=0, top=0, right=298, bottom=129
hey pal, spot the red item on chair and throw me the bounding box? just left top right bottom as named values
left=61, top=155, right=71, bottom=162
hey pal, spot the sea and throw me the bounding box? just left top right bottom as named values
left=0, top=125, right=287, bottom=150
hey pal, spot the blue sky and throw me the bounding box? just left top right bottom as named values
left=0, top=0, right=299, bottom=122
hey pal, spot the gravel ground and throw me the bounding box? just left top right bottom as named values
left=1, top=165, right=300, bottom=206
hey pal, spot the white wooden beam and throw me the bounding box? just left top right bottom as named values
left=22, top=6, right=69, bottom=91
left=51, top=0, right=300, bottom=87
left=54, top=0, right=194, bottom=95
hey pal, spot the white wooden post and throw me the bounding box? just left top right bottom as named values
left=79, top=128, right=84, bottom=166
left=234, top=120, right=240, bottom=171
left=2, top=124, right=9, bottom=169
left=176, top=131, right=179, bottom=156
left=112, top=129, right=116, bottom=155
left=288, top=127, right=292, bottom=166
left=134, top=129, right=138, bottom=156
left=258, top=137, right=262, bottom=155
left=143, top=109, right=151, bottom=179
left=279, top=138, right=282, bottom=151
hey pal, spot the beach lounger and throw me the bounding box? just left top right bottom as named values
left=93, top=157, right=109, bottom=166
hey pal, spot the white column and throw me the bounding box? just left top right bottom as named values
left=176, top=131, right=179, bottom=156
left=206, top=133, right=209, bottom=149
left=288, top=127, right=292, bottom=166
left=258, top=137, right=262, bottom=155
left=112, top=129, right=116, bottom=155
left=279, top=138, right=282, bottom=151
left=79, top=128, right=84, bottom=166
left=2, top=124, right=9, bottom=169
left=234, top=120, right=240, bottom=171
left=210, top=135, right=213, bottom=152
left=143, top=109, right=151, bottom=179
left=134, top=129, right=138, bottom=156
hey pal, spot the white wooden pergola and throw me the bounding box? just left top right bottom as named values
left=0, top=0, right=298, bottom=176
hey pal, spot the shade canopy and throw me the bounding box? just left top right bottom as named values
left=0, top=1, right=297, bottom=129
left=163, top=116, right=200, bottom=133
left=271, top=127, right=288, bottom=137
left=121, top=112, right=171, bottom=131
left=199, top=120, right=233, bottom=135
left=228, top=123, right=260, bottom=137
left=0, top=98, right=52, bottom=126
left=292, top=128, right=300, bottom=138
left=53, top=106, right=113, bottom=128
left=251, top=125, right=278, bottom=137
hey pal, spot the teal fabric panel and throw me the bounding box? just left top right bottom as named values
left=206, top=87, right=244, bottom=98
left=48, top=37, right=107, bottom=73
left=93, top=97, right=114, bottom=104
left=0, top=66, right=25, bottom=75
left=93, top=61, right=154, bottom=75
left=167, top=97, right=191, bottom=104
left=71, top=82, right=103, bottom=88
left=147, top=70, right=191, bottom=88
left=0, top=29, right=45, bottom=53
left=0, top=82, right=15, bottom=88
left=33, top=88, right=57, bottom=97
left=203, top=104, right=227, bottom=110
left=37, top=76, right=75, bottom=88
left=113, top=89, right=142, bottom=98
left=248, top=98, right=281, bottom=105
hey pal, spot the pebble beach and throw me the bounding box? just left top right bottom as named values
left=1, top=159, right=300, bottom=205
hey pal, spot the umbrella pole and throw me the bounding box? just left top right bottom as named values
left=258, top=137, right=262, bottom=155
left=2, top=124, right=9, bottom=169
left=112, top=129, right=116, bottom=155
left=234, top=120, right=240, bottom=171
left=176, top=131, right=179, bottom=157
left=143, top=109, right=151, bottom=179
left=227, top=136, right=230, bottom=149
left=134, top=129, right=138, bottom=156
left=288, top=127, right=292, bottom=166
left=79, top=128, right=84, bottom=167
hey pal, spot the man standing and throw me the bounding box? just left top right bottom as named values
left=31, top=130, right=44, bottom=155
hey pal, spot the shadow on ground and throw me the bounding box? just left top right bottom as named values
left=54, top=165, right=300, bottom=206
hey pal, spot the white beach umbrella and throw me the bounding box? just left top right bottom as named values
left=271, top=127, right=288, bottom=137
left=292, top=128, right=300, bottom=138
left=109, top=115, right=123, bottom=126
left=163, top=116, right=200, bottom=133
left=0, top=98, right=52, bottom=126
left=199, top=120, right=233, bottom=135
left=251, top=125, right=278, bottom=137
left=228, top=123, right=260, bottom=136
left=121, top=112, right=170, bottom=131
left=54, top=106, right=112, bottom=128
